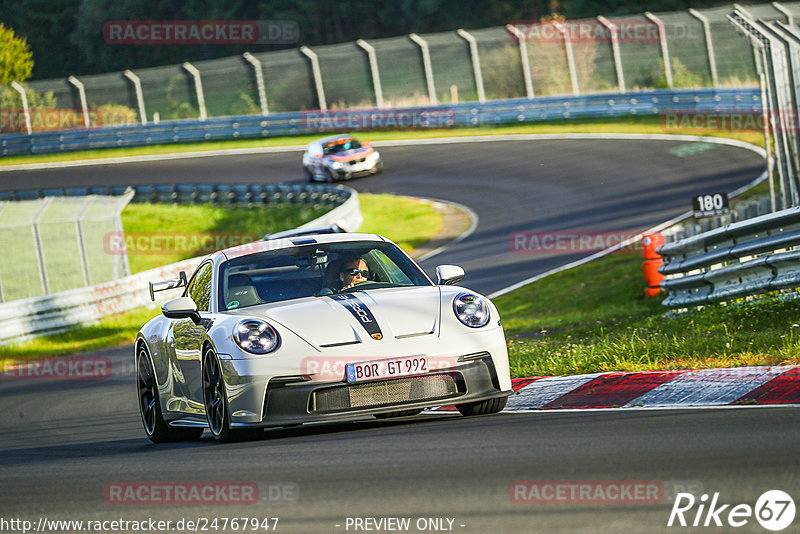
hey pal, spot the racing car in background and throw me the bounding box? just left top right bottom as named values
left=136, top=233, right=511, bottom=443
left=303, top=134, right=383, bottom=182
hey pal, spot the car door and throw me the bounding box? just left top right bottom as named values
left=169, top=261, right=214, bottom=414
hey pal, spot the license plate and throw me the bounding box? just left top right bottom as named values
left=345, top=356, right=428, bottom=383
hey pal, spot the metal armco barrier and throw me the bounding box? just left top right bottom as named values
left=0, top=185, right=361, bottom=344
left=0, top=182, right=354, bottom=206
left=0, top=88, right=761, bottom=157
left=658, top=205, right=800, bottom=308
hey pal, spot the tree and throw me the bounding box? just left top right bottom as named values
left=0, top=23, right=33, bottom=84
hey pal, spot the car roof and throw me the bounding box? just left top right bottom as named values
left=216, top=232, right=387, bottom=260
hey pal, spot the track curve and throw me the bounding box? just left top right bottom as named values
left=2, top=136, right=793, bottom=534
left=0, top=136, right=765, bottom=295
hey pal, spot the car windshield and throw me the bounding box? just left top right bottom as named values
left=323, top=138, right=361, bottom=154
left=219, top=241, right=431, bottom=311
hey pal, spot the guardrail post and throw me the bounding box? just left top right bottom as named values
left=597, top=16, right=625, bottom=93
left=551, top=20, right=580, bottom=96
left=356, top=39, right=385, bottom=108
left=689, top=9, right=719, bottom=87
left=242, top=52, right=269, bottom=115
left=67, top=76, right=91, bottom=128
left=506, top=24, right=534, bottom=98
left=409, top=33, right=437, bottom=105
left=645, top=12, right=673, bottom=88
left=773, top=2, right=794, bottom=25
left=181, top=62, right=208, bottom=121
left=456, top=29, right=486, bottom=103
left=32, top=197, right=52, bottom=295
left=300, top=46, right=327, bottom=111
left=123, top=70, right=147, bottom=125
left=10, top=82, right=32, bottom=134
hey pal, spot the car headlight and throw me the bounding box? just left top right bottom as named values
left=331, top=161, right=344, bottom=170
left=453, top=292, right=490, bottom=328
left=234, top=319, right=279, bottom=354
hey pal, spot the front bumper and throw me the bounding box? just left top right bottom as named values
left=228, top=355, right=509, bottom=428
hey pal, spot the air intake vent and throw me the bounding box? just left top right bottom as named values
left=312, top=374, right=460, bottom=413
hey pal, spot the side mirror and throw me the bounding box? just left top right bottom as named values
left=362, top=140, right=371, bottom=147
left=436, top=265, right=465, bottom=285
left=162, top=297, right=201, bottom=324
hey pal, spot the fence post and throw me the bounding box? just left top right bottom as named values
left=67, top=76, right=91, bottom=128
left=32, top=197, right=53, bottom=295
left=761, top=72, right=777, bottom=212
left=506, top=24, right=534, bottom=98
left=299, top=46, right=327, bottom=111
left=181, top=62, right=208, bottom=121
left=123, top=70, right=147, bottom=125
left=551, top=20, right=580, bottom=96
left=10, top=82, right=32, bottom=134
left=456, top=29, right=486, bottom=103
left=689, top=9, right=719, bottom=87
left=645, top=12, right=674, bottom=88
left=409, top=33, right=437, bottom=105
left=75, top=197, right=92, bottom=286
left=772, top=2, right=794, bottom=25
left=356, top=39, right=385, bottom=108
left=242, top=52, right=269, bottom=115
left=597, top=16, right=625, bottom=93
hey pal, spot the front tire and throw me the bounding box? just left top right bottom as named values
left=137, top=345, right=203, bottom=443
left=456, top=396, right=507, bottom=416
left=202, top=346, right=261, bottom=442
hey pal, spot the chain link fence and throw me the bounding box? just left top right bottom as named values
left=3, top=2, right=799, bottom=134
left=0, top=192, right=132, bottom=302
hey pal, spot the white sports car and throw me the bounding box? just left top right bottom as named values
left=136, top=233, right=511, bottom=442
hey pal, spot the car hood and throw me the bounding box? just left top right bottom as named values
left=235, top=286, right=441, bottom=349
left=327, top=146, right=374, bottom=162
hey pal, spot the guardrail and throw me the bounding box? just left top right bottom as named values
left=0, top=184, right=361, bottom=344
left=658, top=205, right=800, bottom=308
left=0, top=88, right=760, bottom=157
left=0, top=182, right=354, bottom=205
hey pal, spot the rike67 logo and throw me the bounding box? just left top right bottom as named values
left=668, top=490, right=795, bottom=531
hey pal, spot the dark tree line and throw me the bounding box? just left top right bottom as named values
left=0, top=0, right=730, bottom=80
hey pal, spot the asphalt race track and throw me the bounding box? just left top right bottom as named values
left=2, top=137, right=797, bottom=533
left=0, top=137, right=765, bottom=295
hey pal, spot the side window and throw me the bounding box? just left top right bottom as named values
left=187, top=263, right=213, bottom=312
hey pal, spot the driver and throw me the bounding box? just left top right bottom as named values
left=339, top=255, right=370, bottom=290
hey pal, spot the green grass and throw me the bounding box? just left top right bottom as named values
left=121, top=203, right=329, bottom=273
left=0, top=115, right=765, bottom=167
left=358, top=195, right=442, bottom=252
left=0, top=193, right=442, bottom=361
left=496, top=251, right=800, bottom=378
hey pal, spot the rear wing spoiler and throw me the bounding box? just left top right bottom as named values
left=148, top=271, right=188, bottom=302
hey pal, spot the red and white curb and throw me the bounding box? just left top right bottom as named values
left=432, top=366, right=800, bottom=412
left=504, top=366, right=800, bottom=410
